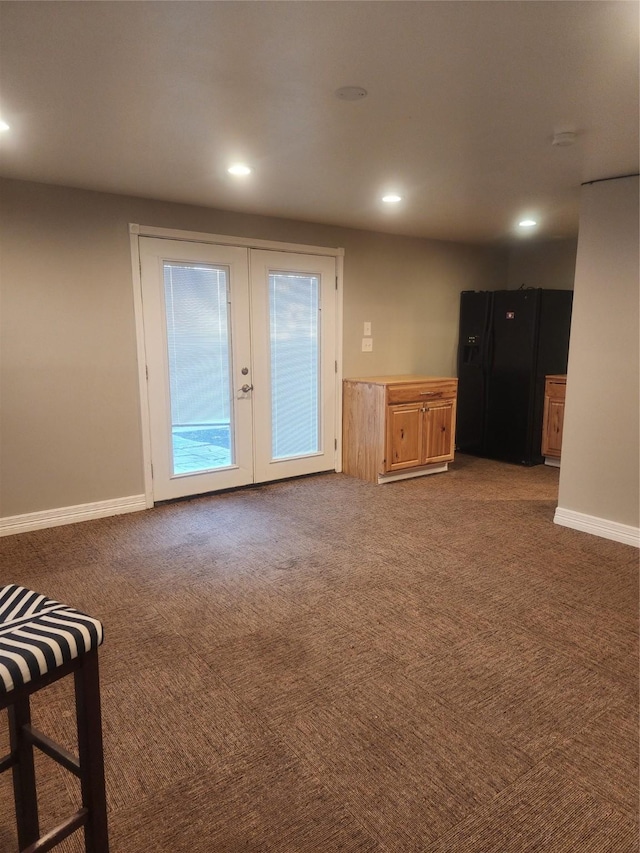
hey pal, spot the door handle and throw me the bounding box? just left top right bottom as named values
left=240, top=384, right=254, bottom=393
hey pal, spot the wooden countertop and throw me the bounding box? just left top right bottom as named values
left=344, top=375, right=457, bottom=385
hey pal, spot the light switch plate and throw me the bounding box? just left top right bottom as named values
left=363, top=321, right=372, bottom=336
left=362, top=337, right=373, bottom=352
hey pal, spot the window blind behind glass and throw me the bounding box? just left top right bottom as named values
left=269, top=272, right=320, bottom=458
left=163, top=263, right=231, bottom=427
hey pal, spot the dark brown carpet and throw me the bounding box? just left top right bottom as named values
left=0, top=455, right=638, bottom=852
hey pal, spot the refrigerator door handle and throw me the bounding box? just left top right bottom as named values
left=484, top=327, right=495, bottom=372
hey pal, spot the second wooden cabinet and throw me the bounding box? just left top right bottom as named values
left=541, top=374, right=567, bottom=463
left=343, top=376, right=458, bottom=483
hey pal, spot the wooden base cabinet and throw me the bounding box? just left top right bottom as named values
left=541, top=374, right=566, bottom=464
left=343, top=376, right=458, bottom=484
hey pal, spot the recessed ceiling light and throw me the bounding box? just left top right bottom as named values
left=382, top=194, right=402, bottom=204
left=518, top=219, right=537, bottom=227
left=228, top=164, right=251, bottom=176
left=0, top=120, right=10, bottom=132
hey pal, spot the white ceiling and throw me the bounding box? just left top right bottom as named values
left=0, top=1, right=637, bottom=244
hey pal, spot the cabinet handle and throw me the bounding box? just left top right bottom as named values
left=420, top=391, right=436, bottom=396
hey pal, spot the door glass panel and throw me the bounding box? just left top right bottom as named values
left=163, top=262, right=233, bottom=475
left=269, top=271, right=320, bottom=459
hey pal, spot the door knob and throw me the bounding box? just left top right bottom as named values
left=240, top=383, right=253, bottom=393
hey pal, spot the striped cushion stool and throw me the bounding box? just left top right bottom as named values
left=0, top=585, right=109, bottom=853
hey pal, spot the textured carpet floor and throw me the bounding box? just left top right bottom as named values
left=0, top=455, right=637, bottom=852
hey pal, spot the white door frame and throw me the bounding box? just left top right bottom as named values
left=129, top=224, right=344, bottom=507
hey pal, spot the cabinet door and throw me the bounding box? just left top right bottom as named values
left=542, top=398, right=564, bottom=457
left=423, top=401, right=456, bottom=463
left=386, top=404, right=423, bottom=471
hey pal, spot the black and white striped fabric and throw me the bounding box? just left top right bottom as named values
left=0, top=584, right=103, bottom=696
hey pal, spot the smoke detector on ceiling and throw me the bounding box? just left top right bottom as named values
left=335, top=86, right=368, bottom=101
left=552, top=130, right=577, bottom=147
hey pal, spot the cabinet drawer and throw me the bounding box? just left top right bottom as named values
left=387, top=381, right=457, bottom=405
left=545, top=380, right=566, bottom=401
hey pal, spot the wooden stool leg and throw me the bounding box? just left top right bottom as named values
left=8, top=693, right=40, bottom=849
left=75, top=650, right=109, bottom=853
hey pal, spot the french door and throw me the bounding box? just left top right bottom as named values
left=139, top=237, right=338, bottom=502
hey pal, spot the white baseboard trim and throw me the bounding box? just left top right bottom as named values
left=0, top=495, right=147, bottom=537
left=554, top=507, right=640, bottom=548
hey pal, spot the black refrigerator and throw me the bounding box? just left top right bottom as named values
left=456, top=288, right=573, bottom=465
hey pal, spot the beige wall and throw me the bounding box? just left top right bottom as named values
left=558, top=176, right=639, bottom=529
left=0, top=178, right=505, bottom=517
left=506, top=238, right=578, bottom=291
left=341, top=231, right=503, bottom=377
